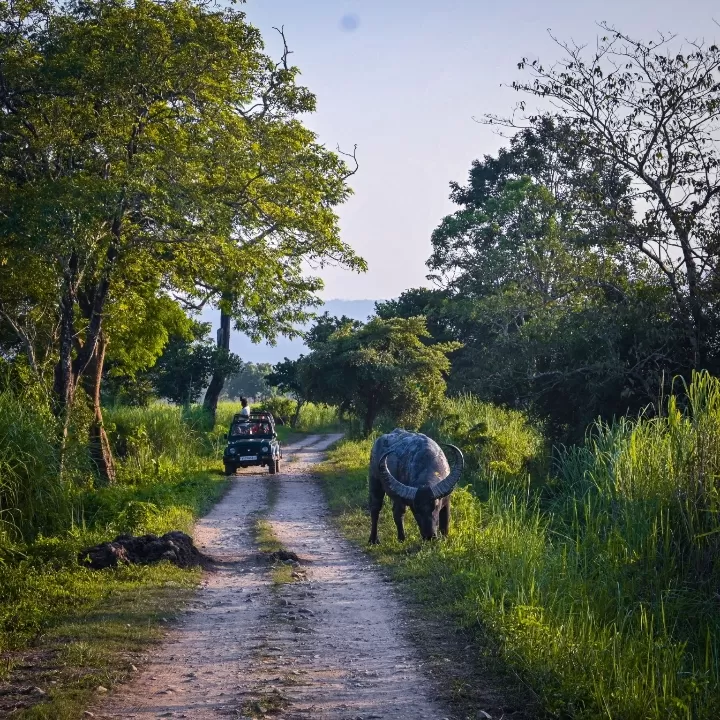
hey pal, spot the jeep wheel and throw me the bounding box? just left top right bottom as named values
left=268, top=458, right=277, bottom=475
left=224, top=463, right=236, bottom=475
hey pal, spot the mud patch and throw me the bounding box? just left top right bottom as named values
left=241, top=686, right=291, bottom=717
left=79, top=531, right=210, bottom=570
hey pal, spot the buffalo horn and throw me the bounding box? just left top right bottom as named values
left=431, top=444, right=464, bottom=499
left=379, top=451, right=417, bottom=502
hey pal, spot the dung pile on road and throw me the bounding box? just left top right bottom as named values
left=79, top=531, right=209, bottom=570
left=266, top=549, right=301, bottom=563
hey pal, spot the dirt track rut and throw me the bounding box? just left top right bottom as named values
left=93, top=434, right=453, bottom=720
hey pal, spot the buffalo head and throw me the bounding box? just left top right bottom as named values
left=378, top=444, right=464, bottom=540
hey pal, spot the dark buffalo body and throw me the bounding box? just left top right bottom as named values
left=369, top=429, right=463, bottom=543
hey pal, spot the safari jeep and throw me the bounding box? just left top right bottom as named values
left=223, top=412, right=282, bottom=475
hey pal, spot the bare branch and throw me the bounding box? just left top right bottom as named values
left=337, top=143, right=359, bottom=180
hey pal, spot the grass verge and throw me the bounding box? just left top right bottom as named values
left=251, top=489, right=297, bottom=586
left=317, top=383, right=720, bottom=720
left=3, top=564, right=199, bottom=719
left=316, top=437, right=538, bottom=719
left=0, top=465, right=230, bottom=718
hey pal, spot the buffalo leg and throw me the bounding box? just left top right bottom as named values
left=392, top=500, right=407, bottom=542
left=369, top=487, right=384, bottom=545
left=439, top=499, right=450, bottom=536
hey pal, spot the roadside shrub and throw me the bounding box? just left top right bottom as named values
left=256, top=396, right=297, bottom=424
left=423, top=394, right=545, bottom=480
left=110, top=500, right=194, bottom=536
left=105, top=405, right=206, bottom=483
left=294, top=402, right=341, bottom=432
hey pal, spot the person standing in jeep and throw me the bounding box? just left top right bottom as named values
left=238, top=397, right=250, bottom=421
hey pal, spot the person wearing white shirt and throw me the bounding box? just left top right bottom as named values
left=239, top=397, right=250, bottom=420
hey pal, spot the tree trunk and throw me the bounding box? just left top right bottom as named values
left=203, top=304, right=231, bottom=425
left=53, top=256, right=80, bottom=469
left=363, top=405, right=376, bottom=437
left=53, top=288, right=76, bottom=415
left=53, top=226, right=121, bottom=474
left=83, top=331, right=116, bottom=485
left=292, top=398, right=304, bottom=428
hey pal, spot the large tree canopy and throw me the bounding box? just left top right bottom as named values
left=384, top=120, right=683, bottom=437
left=0, top=0, right=364, bottom=478
left=263, top=312, right=363, bottom=427
left=495, top=25, right=720, bottom=368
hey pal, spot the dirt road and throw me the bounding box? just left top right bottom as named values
left=93, top=434, right=454, bottom=720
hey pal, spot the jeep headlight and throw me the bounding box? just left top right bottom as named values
left=262, top=443, right=269, bottom=453
left=228, top=447, right=237, bottom=455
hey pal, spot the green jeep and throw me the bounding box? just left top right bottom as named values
left=223, top=412, right=282, bottom=475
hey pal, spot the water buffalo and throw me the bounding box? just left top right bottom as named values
left=368, top=429, right=464, bottom=544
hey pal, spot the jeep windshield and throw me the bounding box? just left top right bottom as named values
left=229, top=420, right=273, bottom=438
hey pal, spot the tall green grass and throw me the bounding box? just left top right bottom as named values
left=105, top=404, right=209, bottom=483
left=0, top=391, right=70, bottom=543
left=214, top=398, right=342, bottom=434
left=424, top=393, right=546, bottom=481
left=319, top=372, right=720, bottom=719
left=294, top=402, right=341, bottom=432
left=0, top=394, right=230, bottom=716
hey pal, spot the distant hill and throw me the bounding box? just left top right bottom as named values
left=200, top=298, right=381, bottom=365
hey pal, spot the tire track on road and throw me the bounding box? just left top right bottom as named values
left=94, top=433, right=454, bottom=720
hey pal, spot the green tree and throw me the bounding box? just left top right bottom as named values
left=0, top=0, right=364, bottom=478
left=103, top=293, right=193, bottom=388
left=498, top=25, right=720, bottom=369
left=223, top=362, right=273, bottom=401
left=149, top=323, right=241, bottom=407
left=0, top=248, right=59, bottom=382
left=304, top=311, right=363, bottom=349
left=101, top=294, right=195, bottom=407
left=300, top=317, right=461, bottom=436
left=375, top=288, right=455, bottom=346
left=411, top=120, right=681, bottom=437
left=264, top=313, right=365, bottom=427
left=265, top=357, right=310, bottom=427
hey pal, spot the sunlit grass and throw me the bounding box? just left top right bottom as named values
left=0, top=397, right=230, bottom=718
left=318, top=372, right=720, bottom=719
left=0, top=390, right=70, bottom=543
left=7, top=563, right=199, bottom=719
left=294, top=402, right=342, bottom=432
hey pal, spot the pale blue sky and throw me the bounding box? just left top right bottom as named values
left=241, top=0, right=719, bottom=301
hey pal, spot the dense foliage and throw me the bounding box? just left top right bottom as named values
left=378, top=111, right=716, bottom=438
left=147, top=324, right=241, bottom=407
left=281, top=316, right=461, bottom=435
left=0, top=0, right=364, bottom=479
left=320, top=372, right=720, bottom=720
left=505, top=25, right=720, bottom=370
